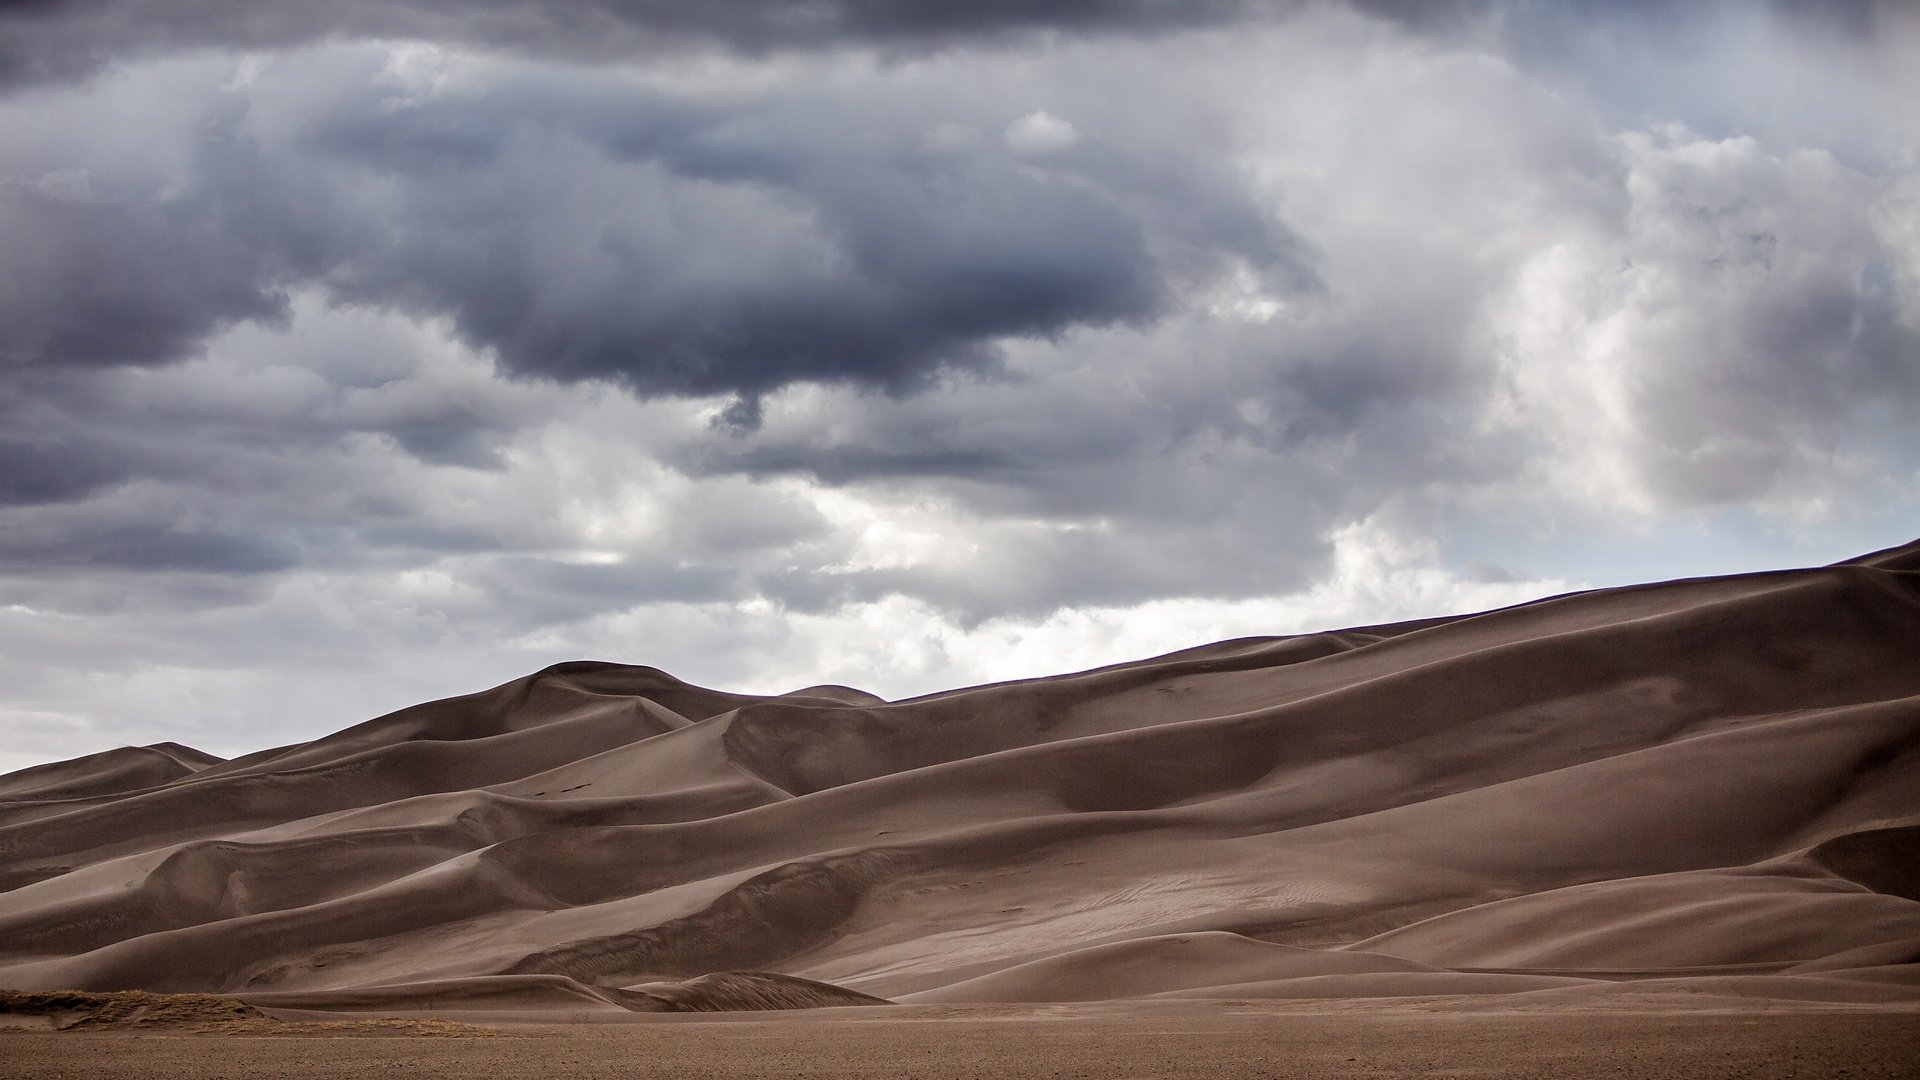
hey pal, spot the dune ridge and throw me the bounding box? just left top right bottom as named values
left=2, top=542, right=1918, bottom=1013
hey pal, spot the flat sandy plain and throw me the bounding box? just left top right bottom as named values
left=5, top=1001, right=1920, bottom=1079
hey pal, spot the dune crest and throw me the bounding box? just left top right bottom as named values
left=3, top=542, right=1919, bottom=1011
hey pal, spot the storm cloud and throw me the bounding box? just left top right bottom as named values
left=0, top=1, right=1915, bottom=769
left=1, top=42, right=1305, bottom=410
left=0, top=1, right=1290, bottom=89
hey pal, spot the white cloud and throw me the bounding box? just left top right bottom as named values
left=1004, top=109, right=1079, bottom=155
left=29, top=167, right=99, bottom=202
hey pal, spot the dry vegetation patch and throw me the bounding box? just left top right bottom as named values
left=0, top=989, right=499, bottom=1036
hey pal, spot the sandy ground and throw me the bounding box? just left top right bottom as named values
left=4, top=1004, right=1920, bottom=1079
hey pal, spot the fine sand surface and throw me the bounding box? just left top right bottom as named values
left=2, top=541, right=1918, bottom=1026
left=4, top=1002, right=1920, bottom=1079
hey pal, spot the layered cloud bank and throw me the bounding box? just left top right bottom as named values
left=1, top=1, right=1917, bottom=766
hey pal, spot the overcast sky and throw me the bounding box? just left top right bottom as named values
left=2, top=0, right=1917, bottom=771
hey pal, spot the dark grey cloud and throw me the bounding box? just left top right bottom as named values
left=322, top=90, right=1176, bottom=399
left=0, top=307, right=569, bottom=590
left=0, top=376, right=134, bottom=505
left=2, top=48, right=1308, bottom=418
left=0, top=513, right=297, bottom=575
left=0, top=87, right=326, bottom=376
left=0, top=435, right=128, bottom=506
left=6, top=0, right=1904, bottom=94
left=375, top=416, right=513, bottom=469
left=0, top=0, right=1268, bottom=89
left=1, top=195, right=268, bottom=370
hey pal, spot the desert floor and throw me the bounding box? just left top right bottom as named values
left=5, top=1002, right=1920, bottom=1080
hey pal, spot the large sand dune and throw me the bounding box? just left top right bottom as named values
left=3, top=541, right=1918, bottom=1013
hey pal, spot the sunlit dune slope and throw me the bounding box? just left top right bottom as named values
left=3, top=540, right=1918, bottom=1011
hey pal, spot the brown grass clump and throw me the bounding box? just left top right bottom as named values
left=0, top=989, right=499, bottom=1035
left=1, top=989, right=262, bottom=1030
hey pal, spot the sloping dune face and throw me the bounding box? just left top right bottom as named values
left=3, top=543, right=1919, bottom=1010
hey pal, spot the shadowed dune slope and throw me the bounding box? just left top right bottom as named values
left=3, top=542, right=1919, bottom=1010
left=0, top=744, right=221, bottom=812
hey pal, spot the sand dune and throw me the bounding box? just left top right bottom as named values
left=902, top=932, right=1442, bottom=1003
left=2, top=541, right=1917, bottom=1013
